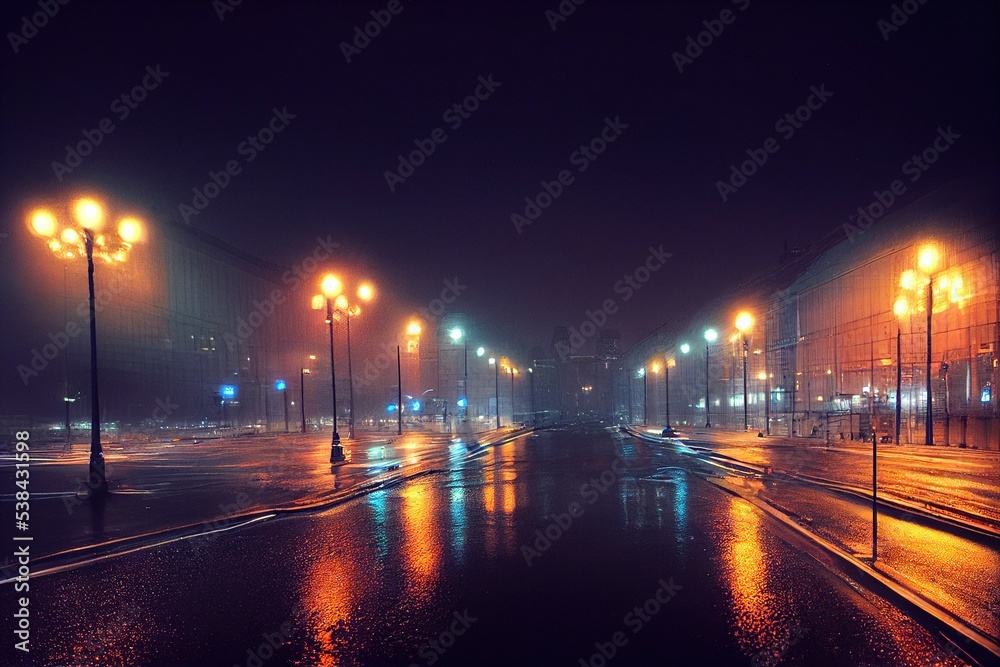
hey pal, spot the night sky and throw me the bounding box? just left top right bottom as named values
left=2, top=0, right=998, bottom=357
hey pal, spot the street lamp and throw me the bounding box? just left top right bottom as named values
left=528, top=367, right=535, bottom=426
left=337, top=284, right=374, bottom=440
left=275, top=380, right=288, bottom=432
left=509, top=365, right=518, bottom=426
left=735, top=311, right=753, bottom=431
left=489, top=357, right=500, bottom=429
left=449, top=327, right=470, bottom=430
left=313, top=278, right=373, bottom=459
left=893, top=242, right=968, bottom=446
left=704, top=329, right=718, bottom=427
left=28, top=197, right=143, bottom=495
left=300, top=356, right=314, bottom=434
left=639, top=367, right=647, bottom=425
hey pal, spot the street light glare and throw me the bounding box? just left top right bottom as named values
left=893, top=297, right=909, bottom=317
left=118, top=218, right=142, bottom=243
left=60, top=228, right=80, bottom=244
left=358, top=283, right=374, bottom=301
left=735, top=311, right=753, bottom=332
left=918, top=244, right=940, bottom=273
left=73, top=198, right=104, bottom=229
left=407, top=322, right=422, bottom=336
left=477, top=346, right=485, bottom=357
left=310, top=294, right=325, bottom=310
left=488, top=357, right=496, bottom=364
left=29, top=210, right=57, bottom=237
left=704, top=328, right=718, bottom=342
left=334, top=294, right=349, bottom=310
left=679, top=343, right=690, bottom=354
left=321, top=274, right=342, bottom=297
left=650, top=363, right=660, bottom=373
left=449, top=328, right=463, bottom=341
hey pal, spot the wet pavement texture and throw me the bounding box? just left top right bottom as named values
left=2, top=424, right=976, bottom=666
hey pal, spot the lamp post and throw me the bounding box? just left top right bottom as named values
left=507, top=365, right=517, bottom=426
left=665, top=358, right=674, bottom=427
left=758, top=371, right=770, bottom=436
left=313, top=278, right=373, bottom=459
left=679, top=343, right=690, bottom=424
left=397, top=345, right=403, bottom=435
left=449, top=328, right=469, bottom=431
left=704, top=329, right=718, bottom=427
left=300, top=364, right=311, bottom=434
left=735, top=312, right=753, bottom=431
left=917, top=245, right=940, bottom=445
left=275, top=380, right=289, bottom=432
left=893, top=243, right=965, bottom=446
left=489, top=357, right=500, bottom=429
left=528, top=367, right=535, bottom=426
left=28, top=198, right=143, bottom=495
left=639, top=367, right=647, bottom=425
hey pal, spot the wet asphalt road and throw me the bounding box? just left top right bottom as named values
left=3, top=424, right=972, bottom=666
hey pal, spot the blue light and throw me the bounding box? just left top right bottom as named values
left=412, top=400, right=421, bottom=412
left=220, top=385, right=236, bottom=399
left=457, top=398, right=467, bottom=407
left=275, top=380, right=286, bottom=391
left=387, top=403, right=397, bottom=412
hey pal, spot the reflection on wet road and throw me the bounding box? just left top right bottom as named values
left=5, top=425, right=974, bottom=666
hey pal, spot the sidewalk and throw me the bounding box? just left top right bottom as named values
left=631, top=423, right=1000, bottom=531
left=625, top=423, right=1000, bottom=653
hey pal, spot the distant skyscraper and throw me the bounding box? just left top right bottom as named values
left=597, top=330, right=622, bottom=360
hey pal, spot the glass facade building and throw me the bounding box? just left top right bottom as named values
left=625, top=178, right=999, bottom=450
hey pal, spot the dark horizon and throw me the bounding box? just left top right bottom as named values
left=3, top=0, right=998, bottom=370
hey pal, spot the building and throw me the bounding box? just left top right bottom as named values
left=624, top=177, right=999, bottom=449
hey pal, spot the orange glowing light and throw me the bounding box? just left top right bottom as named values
left=893, top=297, right=909, bottom=317
left=735, top=311, right=753, bottom=332
left=60, top=228, right=80, bottom=244
left=118, top=218, right=142, bottom=243
left=917, top=244, right=940, bottom=273
left=29, top=210, right=57, bottom=237
left=357, top=283, right=373, bottom=301
left=407, top=322, right=421, bottom=336
left=320, top=274, right=342, bottom=297
left=73, top=198, right=104, bottom=229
